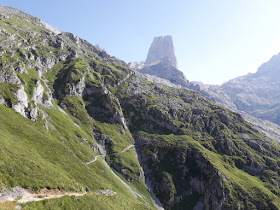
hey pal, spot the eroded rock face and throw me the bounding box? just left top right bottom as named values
left=0, top=69, right=21, bottom=84
left=139, top=56, right=189, bottom=88
left=145, top=35, right=178, bottom=69
left=197, top=52, right=280, bottom=140
left=12, top=85, right=29, bottom=117
left=222, top=53, right=280, bottom=121
left=0, top=6, right=126, bottom=120
left=0, top=186, right=28, bottom=203
left=115, top=74, right=280, bottom=210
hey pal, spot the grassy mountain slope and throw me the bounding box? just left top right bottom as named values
left=0, top=6, right=155, bottom=209
left=0, top=104, right=153, bottom=209
left=0, top=6, right=280, bottom=210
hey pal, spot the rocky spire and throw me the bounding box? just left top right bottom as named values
left=145, top=35, right=178, bottom=68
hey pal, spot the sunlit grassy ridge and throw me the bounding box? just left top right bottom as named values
left=0, top=104, right=154, bottom=209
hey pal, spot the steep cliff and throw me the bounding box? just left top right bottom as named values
left=145, top=35, right=178, bottom=68
left=114, top=74, right=280, bottom=209
left=130, top=36, right=200, bottom=92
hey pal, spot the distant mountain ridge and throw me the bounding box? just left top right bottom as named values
left=221, top=52, right=280, bottom=120
left=197, top=52, right=280, bottom=139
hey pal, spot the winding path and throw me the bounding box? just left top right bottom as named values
left=0, top=188, right=87, bottom=206
left=119, top=144, right=135, bottom=153
left=1, top=143, right=162, bottom=208
left=86, top=154, right=105, bottom=165
left=85, top=144, right=140, bottom=198
left=17, top=191, right=87, bottom=204
left=86, top=144, right=135, bottom=165
left=10, top=145, right=147, bottom=206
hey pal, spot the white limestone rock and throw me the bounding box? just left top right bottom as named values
left=32, top=81, right=44, bottom=105
left=12, top=85, right=29, bottom=117
left=138, top=56, right=190, bottom=88
left=145, top=35, right=178, bottom=69
left=0, top=186, right=29, bottom=203
left=41, top=21, right=62, bottom=35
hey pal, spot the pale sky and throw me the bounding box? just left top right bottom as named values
left=2, top=0, right=280, bottom=84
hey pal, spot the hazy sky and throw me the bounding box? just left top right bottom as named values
left=2, top=0, right=280, bottom=84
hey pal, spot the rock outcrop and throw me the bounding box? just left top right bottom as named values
left=139, top=56, right=188, bottom=86
left=115, top=74, right=280, bottom=209
left=145, top=35, right=178, bottom=68
left=219, top=53, right=280, bottom=125
left=130, top=36, right=201, bottom=92
left=197, top=52, right=280, bottom=140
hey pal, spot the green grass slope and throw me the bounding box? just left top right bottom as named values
left=0, top=104, right=155, bottom=209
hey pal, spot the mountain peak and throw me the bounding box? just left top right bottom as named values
left=145, top=35, right=178, bottom=68
left=0, top=6, right=62, bottom=35
left=0, top=6, right=34, bottom=20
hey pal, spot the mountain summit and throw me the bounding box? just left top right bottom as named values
left=145, top=35, right=178, bottom=68
left=129, top=35, right=200, bottom=91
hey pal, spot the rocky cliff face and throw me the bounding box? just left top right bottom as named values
left=115, top=74, right=280, bottom=209
left=220, top=53, right=280, bottom=125
left=138, top=56, right=189, bottom=87
left=1, top=6, right=280, bottom=210
left=197, top=53, right=280, bottom=140
left=145, top=35, right=178, bottom=68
